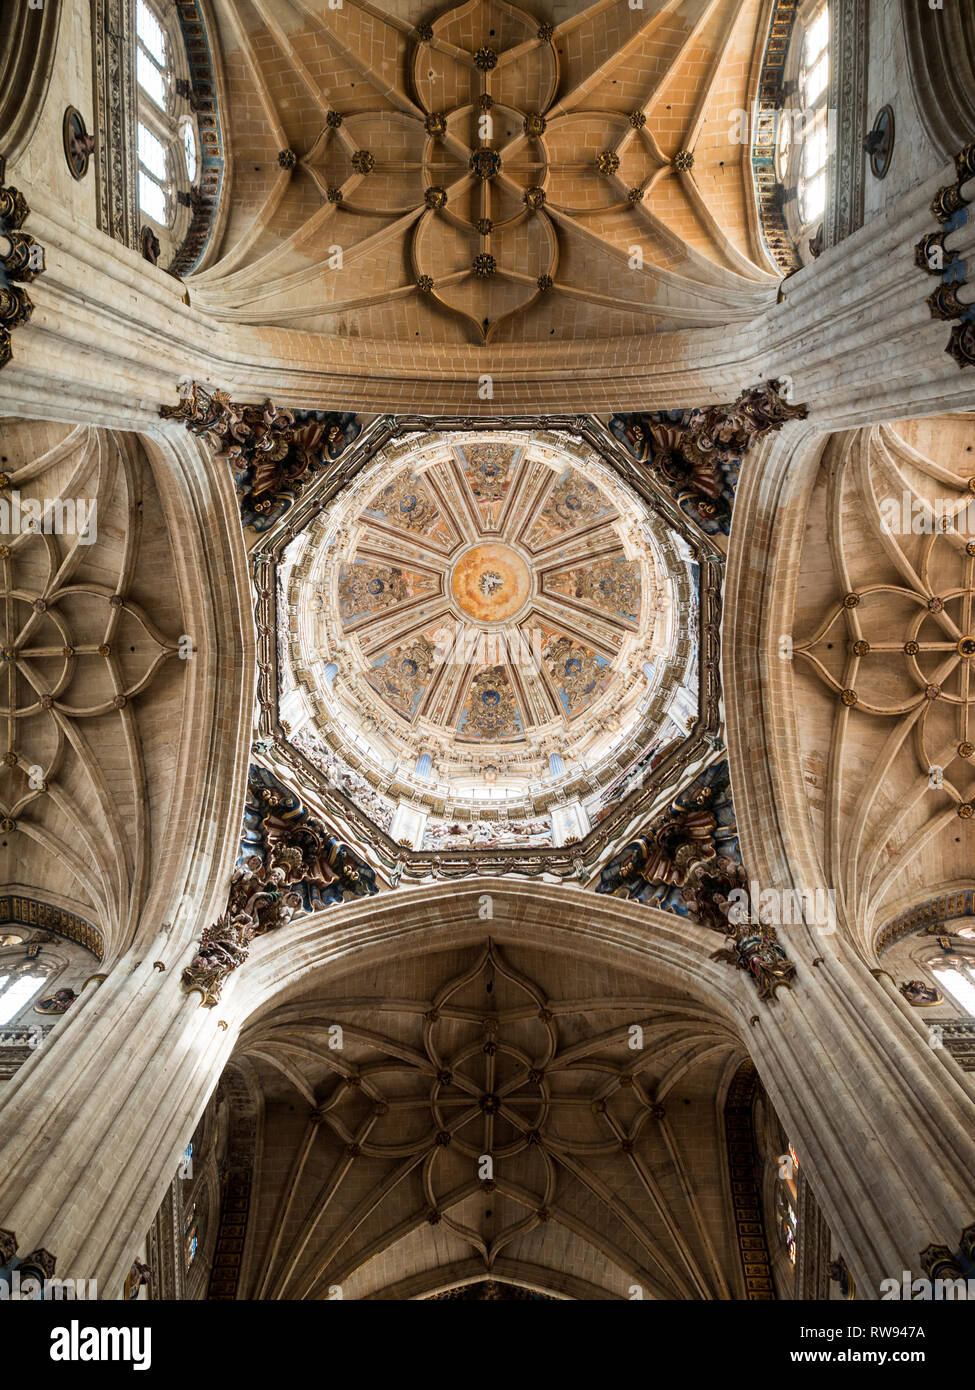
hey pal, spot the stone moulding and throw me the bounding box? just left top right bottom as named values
left=825, top=0, right=869, bottom=250
left=249, top=412, right=725, bottom=884
left=91, top=0, right=138, bottom=249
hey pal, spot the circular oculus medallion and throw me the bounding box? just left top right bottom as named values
left=450, top=543, right=532, bottom=624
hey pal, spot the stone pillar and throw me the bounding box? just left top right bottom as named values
left=743, top=934, right=975, bottom=1297
left=0, top=938, right=239, bottom=1298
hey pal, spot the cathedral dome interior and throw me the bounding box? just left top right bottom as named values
left=1, top=0, right=975, bottom=1352
left=278, top=425, right=698, bottom=843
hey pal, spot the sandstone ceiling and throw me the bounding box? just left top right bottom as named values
left=228, top=939, right=747, bottom=1299
left=0, top=421, right=187, bottom=959
left=279, top=426, right=697, bottom=820
left=191, top=0, right=780, bottom=345
left=790, top=414, right=975, bottom=952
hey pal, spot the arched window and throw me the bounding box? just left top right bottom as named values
left=0, top=972, right=47, bottom=1025
left=775, top=2, right=831, bottom=258
left=795, top=5, right=830, bottom=226
left=776, top=1141, right=800, bottom=1266
left=134, top=0, right=199, bottom=259
left=932, top=959, right=975, bottom=1016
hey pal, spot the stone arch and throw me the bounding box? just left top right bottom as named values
left=0, top=0, right=61, bottom=163
left=901, top=0, right=975, bottom=164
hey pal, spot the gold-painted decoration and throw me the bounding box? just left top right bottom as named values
left=596, top=150, right=620, bottom=175
left=474, top=46, right=498, bottom=70
left=725, top=1060, right=777, bottom=1299
left=470, top=148, right=501, bottom=179
left=840, top=689, right=858, bottom=706
left=351, top=149, right=374, bottom=175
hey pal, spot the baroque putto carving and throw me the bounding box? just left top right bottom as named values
left=610, top=380, right=809, bottom=535
left=182, top=767, right=378, bottom=1007
left=0, top=156, right=44, bottom=370
left=161, top=382, right=360, bottom=531
left=596, top=761, right=796, bottom=1000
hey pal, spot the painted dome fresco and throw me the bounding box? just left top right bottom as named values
left=278, top=428, right=699, bottom=843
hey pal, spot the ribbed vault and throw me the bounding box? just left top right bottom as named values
left=191, top=0, right=779, bottom=347
left=222, top=913, right=754, bottom=1300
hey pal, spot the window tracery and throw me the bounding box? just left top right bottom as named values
left=774, top=2, right=831, bottom=262
left=134, top=0, right=199, bottom=261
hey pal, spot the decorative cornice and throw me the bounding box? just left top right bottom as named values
left=914, top=142, right=975, bottom=369
left=724, top=1060, right=777, bottom=1299
left=0, top=894, right=103, bottom=959
left=876, top=887, right=975, bottom=955
left=825, top=0, right=869, bottom=248
left=91, top=0, right=138, bottom=248
left=750, top=0, right=801, bottom=274
left=169, top=0, right=224, bottom=277
left=205, top=1065, right=258, bottom=1299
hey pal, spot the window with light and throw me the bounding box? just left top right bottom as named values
left=796, top=4, right=829, bottom=226
left=134, top=0, right=200, bottom=248
left=933, top=959, right=975, bottom=1017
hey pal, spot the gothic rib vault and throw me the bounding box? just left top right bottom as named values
left=5, top=0, right=975, bottom=1323
left=191, top=0, right=780, bottom=347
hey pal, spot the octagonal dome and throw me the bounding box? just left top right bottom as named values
left=275, top=427, right=701, bottom=849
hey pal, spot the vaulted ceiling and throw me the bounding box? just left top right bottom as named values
left=791, top=413, right=975, bottom=951
left=228, top=939, right=749, bottom=1299
left=191, top=0, right=780, bottom=345
left=0, top=421, right=188, bottom=959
